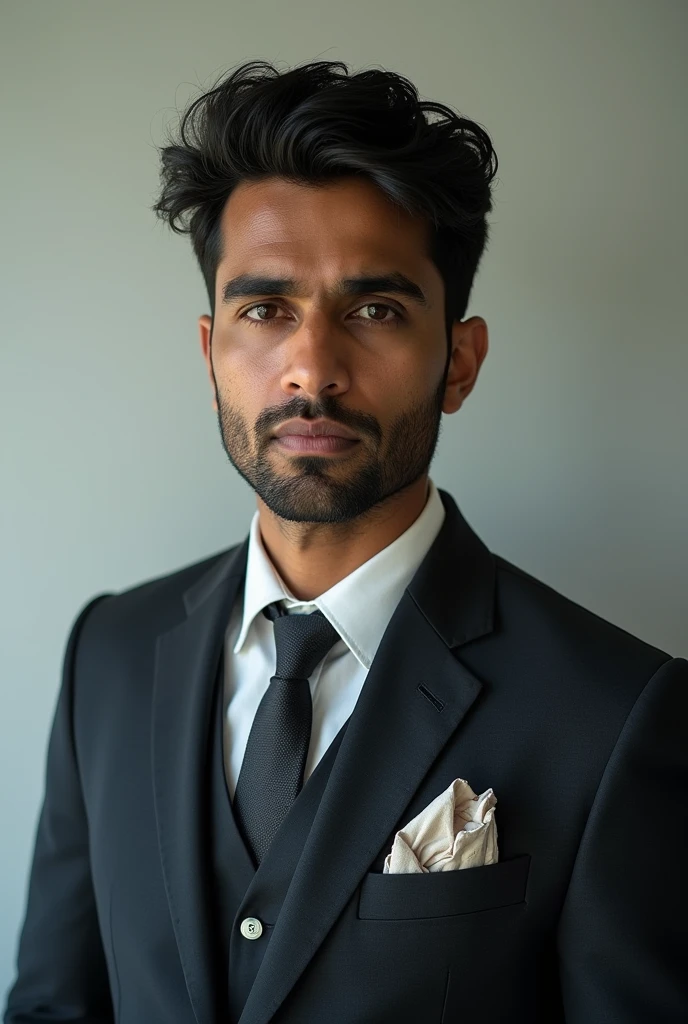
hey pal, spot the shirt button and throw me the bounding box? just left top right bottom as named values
left=240, top=917, right=263, bottom=940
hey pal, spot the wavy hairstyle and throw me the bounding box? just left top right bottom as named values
left=151, top=59, right=498, bottom=345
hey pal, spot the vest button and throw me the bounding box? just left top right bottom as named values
left=240, top=917, right=263, bottom=940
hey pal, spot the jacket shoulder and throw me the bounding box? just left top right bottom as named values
left=492, top=553, right=673, bottom=673
left=75, top=542, right=243, bottom=642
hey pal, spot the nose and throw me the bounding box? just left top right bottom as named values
left=278, top=314, right=351, bottom=401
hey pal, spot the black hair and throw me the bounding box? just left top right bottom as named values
left=151, top=59, right=498, bottom=346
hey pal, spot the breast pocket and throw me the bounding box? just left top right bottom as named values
left=357, top=854, right=531, bottom=921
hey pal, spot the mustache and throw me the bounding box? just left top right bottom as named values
left=256, top=400, right=381, bottom=443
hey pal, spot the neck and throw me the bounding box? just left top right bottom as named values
left=256, top=475, right=430, bottom=601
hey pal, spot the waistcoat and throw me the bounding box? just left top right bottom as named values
left=206, top=645, right=351, bottom=1022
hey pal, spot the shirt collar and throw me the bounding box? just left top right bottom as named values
left=232, top=477, right=446, bottom=669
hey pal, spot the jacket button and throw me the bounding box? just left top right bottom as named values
left=240, top=917, right=263, bottom=940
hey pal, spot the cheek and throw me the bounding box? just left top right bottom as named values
left=371, top=350, right=439, bottom=405
left=216, top=342, right=270, bottom=397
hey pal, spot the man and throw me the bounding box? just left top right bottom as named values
left=4, top=59, right=687, bottom=1024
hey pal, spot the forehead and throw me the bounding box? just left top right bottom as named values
left=216, top=175, right=434, bottom=278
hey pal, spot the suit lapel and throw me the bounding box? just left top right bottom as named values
left=238, top=489, right=497, bottom=1024
left=151, top=536, right=249, bottom=1024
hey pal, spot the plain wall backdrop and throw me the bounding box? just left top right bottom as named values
left=1, top=0, right=686, bottom=999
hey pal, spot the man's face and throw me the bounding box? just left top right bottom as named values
left=198, top=175, right=486, bottom=524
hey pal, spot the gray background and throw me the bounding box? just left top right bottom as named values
left=1, top=0, right=686, bottom=999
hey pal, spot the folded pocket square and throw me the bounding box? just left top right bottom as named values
left=383, top=778, right=498, bottom=874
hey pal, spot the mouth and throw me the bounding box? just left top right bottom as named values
left=272, top=435, right=360, bottom=455
left=271, top=416, right=361, bottom=453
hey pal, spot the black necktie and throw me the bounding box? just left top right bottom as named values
left=232, top=601, right=341, bottom=866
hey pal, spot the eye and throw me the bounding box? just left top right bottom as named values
left=353, top=303, right=404, bottom=326
left=242, top=302, right=285, bottom=324
left=240, top=301, right=405, bottom=328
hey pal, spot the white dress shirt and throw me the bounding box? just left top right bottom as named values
left=222, top=477, right=446, bottom=798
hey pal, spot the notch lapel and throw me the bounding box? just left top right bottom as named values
left=238, top=490, right=496, bottom=1024
left=151, top=537, right=249, bottom=1024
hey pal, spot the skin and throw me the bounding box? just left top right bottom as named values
left=199, top=175, right=488, bottom=601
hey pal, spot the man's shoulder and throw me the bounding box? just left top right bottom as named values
left=491, top=552, right=673, bottom=678
left=117, top=543, right=240, bottom=603
left=75, top=542, right=244, bottom=642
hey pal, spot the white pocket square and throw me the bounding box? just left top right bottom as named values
left=383, top=778, right=498, bottom=874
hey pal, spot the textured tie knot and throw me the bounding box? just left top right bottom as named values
left=263, top=602, right=341, bottom=680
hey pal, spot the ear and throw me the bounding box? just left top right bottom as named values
left=442, top=316, right=489, bottom=414
left=198, top=314, right=218, bottom=412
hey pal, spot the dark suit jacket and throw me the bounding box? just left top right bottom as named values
left=4, top=489, right=688, bottom=1023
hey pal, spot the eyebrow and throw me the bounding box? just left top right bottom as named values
left=220, top=271, right=430, bottom=309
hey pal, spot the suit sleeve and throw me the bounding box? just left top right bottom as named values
left=557, top=655, right=688, bottom=1023
left=3, top=594, right=115, bottom=1024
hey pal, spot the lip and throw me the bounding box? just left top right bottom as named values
left=272, top=418, right=359, bottom=440
left=273, top=435, right=359, bottom=454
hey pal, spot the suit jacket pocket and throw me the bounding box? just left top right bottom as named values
left=357, top=854, right=531, bottom=920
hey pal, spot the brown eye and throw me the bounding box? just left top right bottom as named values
left=243, top=303, right=283, bottom=323
left=354, top=303, right=404, bottom=325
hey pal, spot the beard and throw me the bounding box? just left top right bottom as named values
left=213, top=363, right=449, bottom=525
